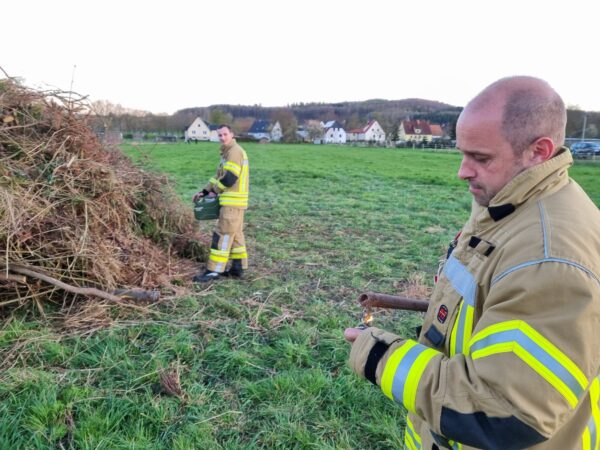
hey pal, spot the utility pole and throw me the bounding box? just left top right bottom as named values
left=581, top=112, right=587, bottom=141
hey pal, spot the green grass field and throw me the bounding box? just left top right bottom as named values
left=1, top=142, right=598, bottom=449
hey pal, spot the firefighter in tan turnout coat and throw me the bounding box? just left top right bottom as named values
left=193, top=124, right=249, bottom=283
left=345, top=76, right=600, bottom=449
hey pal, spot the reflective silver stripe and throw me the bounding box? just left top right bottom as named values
left=537, top=201, right=549, bottom=258
left=492, top=258, right=600, bottom=287
left=470, top=328, right=585, bottom=403
left=444, top=254, right=476, bottom=307
left=220, top=234, right=230, bottom=251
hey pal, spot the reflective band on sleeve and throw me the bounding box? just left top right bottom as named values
left=209, top=177, right=226, bottom=191
left=223, top=161, right=242, bottom=176
left=469, top=320, right=588, bottom=408
left=381, top=340, right=439, bottom=414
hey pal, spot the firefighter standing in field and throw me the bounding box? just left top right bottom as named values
left=192, top=124, right=249, bottom=282
left=345, top=76, right=600, bottom=449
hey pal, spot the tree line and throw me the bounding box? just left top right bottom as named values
left=89, top=99, right=600, bottom=142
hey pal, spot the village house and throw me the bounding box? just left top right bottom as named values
left=184, top=117, right=211, bottom=142
left=321, top=120, right=346, bottom=144
left=429, top=123, right=445, bottom=140
left=208, top=124, right=220, bottom=142
left=346, top=120, right=386, bottom=144
left=297, top=120, right=323, bottom=143
left=398, top=119, right=445, bottom=143
left=247, top=120, right=282, bottom=142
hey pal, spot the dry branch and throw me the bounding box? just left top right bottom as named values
left=9, top=265, right=151, bottom=313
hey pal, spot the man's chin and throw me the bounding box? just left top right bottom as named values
left=471, top=192, right=490, bottom=207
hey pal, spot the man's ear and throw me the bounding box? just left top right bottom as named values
left=527, top=137, right=555, bottom=165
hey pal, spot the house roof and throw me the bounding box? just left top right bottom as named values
left=430, top=124, right=444, bottom=137
left=348, top=120, right=377, bottom=134
left=324, top=121, right=344, bottom=131
left=402, top=119, right=432, bottom=135
left=248, top=120, right=272, bottom=133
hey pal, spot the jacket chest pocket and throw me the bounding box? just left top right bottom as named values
left=423, top=254, right=478, bottom=355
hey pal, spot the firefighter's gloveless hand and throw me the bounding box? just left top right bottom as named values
left=344, top=327, right=364, bottom=343
left=192, top=191, right=205, bottom=202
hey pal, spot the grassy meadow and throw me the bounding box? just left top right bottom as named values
left=1, top=141, right=598, bottom=449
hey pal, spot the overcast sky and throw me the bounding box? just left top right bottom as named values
left=4, top=0, right=599, bottom=114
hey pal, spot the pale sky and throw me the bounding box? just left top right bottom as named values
left=4, top=0, right=599, bottom=114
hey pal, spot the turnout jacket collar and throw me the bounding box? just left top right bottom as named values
left=220, top=139, right=238, bottom=156
left=472, top=147, right=573, bottom=228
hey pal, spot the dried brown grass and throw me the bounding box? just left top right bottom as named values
left=0, top=77, right=207, bottom=309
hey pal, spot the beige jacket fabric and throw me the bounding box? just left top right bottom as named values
left=350, top=148, right=600, bottom=449
left=204, top=139, right=249, bottom=209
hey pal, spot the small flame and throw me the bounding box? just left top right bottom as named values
left=362, top=310, right=373, bottom=327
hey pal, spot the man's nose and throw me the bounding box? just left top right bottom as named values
left=457, top=157, right=474, bottom=180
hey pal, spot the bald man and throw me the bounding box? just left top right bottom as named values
left=346, top=76, right=600, bottom=449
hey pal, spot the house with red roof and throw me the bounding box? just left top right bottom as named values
left=346, top=120, right=386, bottom=144
left=398, top=119, right=433, bottom=143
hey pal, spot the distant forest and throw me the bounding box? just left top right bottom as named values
left=90, top=98, right=600, bottom=142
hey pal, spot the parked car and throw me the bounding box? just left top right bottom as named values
left=570, top=141, right=600, bottom=157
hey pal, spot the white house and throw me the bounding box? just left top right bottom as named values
left=321, top=120, right=346, bottom=144
left=347, top=120, right=386, bottom=144
left=185, top=117, right=211, bottom=142
left=248, top=120, right=282, bottom=142
left=208, top=124, right=220, bottom=142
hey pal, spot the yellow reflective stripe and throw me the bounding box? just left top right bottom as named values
left=240, top=159, right=249, bottom=193
left=209, top=177, right=226, bottom=190
left=220, top=192, right=248, bottom=198
left=404, top=416, right=421, bottom=450
left=209, top=249, right=229, bottom=263
left=462, top=305, right=474, bottom=351
left=449, top=300, right=474, bottom=356
left=381, top=340, right=439, bottom=414
left=230, top=247, right=247, bottom=259
left=382, top=341, right=416, bottom=400
left=449, top=302, right=461, bottom=356
left=449, top=439, right=463, bottom=449
left=223, top=161, right=241, bottom=176
left=583, top=377, right=600, bottom=450
left=469, top=320, right=588, bottom=408
left=405, top=349, right=437, bottom=413
left=219, top=200, right=248, bottom=207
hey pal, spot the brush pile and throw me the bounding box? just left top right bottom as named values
left=0, top=77, right=206, bottom=309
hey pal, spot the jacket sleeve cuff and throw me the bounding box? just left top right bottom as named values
left=349, top=327, right=403, bottom=385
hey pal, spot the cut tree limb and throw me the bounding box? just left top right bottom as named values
left=8, top=264, right=154, bottom=313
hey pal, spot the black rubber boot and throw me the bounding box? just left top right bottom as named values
left=192, top=270, right=221, bottom=283
left=222, top=260, right=244, bottom=279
